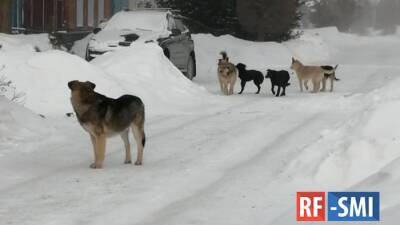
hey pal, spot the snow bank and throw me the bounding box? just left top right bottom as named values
left=193, top=30, right=338, bottom=91
left=0, top=97, right=51, bottom=156
left=282, top=75, right=400, bottom=188
left=0, top=33, right=51, bottom=52
left=92, top=43, right=212, bottom=114
left=0, top=49, right=123, bottom=115
left=71, top=33, right=92, bottom=58
left=1, top=33, right=211, bottom=116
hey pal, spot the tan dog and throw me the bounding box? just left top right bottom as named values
left=290, top=58, right=335, bottom=93
left=68, top=80, right=146, bottom=169
left=218, top=51, right=237, bottom=95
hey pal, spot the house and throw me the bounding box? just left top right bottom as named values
left=0, top=0, right=157, bottom=34
left=22, top=0, right=113, bottom=33
left=113, top=0, right=156, bottom=13
left=0, top=0, right=157, bottom=48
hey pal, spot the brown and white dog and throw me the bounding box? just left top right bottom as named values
left=321, top=65, right=339, bottom=92
left=290, top=58, right=336, bottom=93
left=68, top=80, right=145, bottom=169
left=217, top=51, right=237, bottom=95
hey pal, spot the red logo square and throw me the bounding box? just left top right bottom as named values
left=296, top=192, right=326, bottom=221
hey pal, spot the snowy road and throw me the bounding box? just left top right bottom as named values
left=1, top=29, right=400, bottom=224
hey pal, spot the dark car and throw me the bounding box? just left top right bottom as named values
left=86, top=9, right=196, bottom=79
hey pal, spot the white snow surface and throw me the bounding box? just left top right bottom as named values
left=1, top=27, right=400, bottom=224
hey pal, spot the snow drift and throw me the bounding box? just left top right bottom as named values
left=92, top=43, right=212, bottom=114
left=0, top=97, right=51, bottom=156
left=1, top=35, right=210, bottom=116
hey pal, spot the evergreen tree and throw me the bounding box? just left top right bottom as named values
left=157, top=0, right=239, bottom=35
left=236, top=0, right=303, bottom=42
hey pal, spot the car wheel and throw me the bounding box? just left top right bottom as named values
left=186, top=55, right=195, bottom=80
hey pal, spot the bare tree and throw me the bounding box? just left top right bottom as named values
left=311, top=0, right=358, bottom=32
left=375, top=0, right=400, bottom=34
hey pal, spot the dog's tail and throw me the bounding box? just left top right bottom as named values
left=286, top=83, right=291, bottom=87
left=220, top=51, right=229, bottom=61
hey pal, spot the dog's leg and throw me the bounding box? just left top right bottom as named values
left=239, top=80, right=246, bottom=94
left=276, top=86, right=281, bottom=97
left=256, top=84, right=261, bottom=94
left=299, top=79, right=303, bottom=92
left=229, top=79, right=235, bottom=95
left=321, top=77, right=327, bottom=92
left=281, top=86, right=286, bottom=96
left=221, top=81, right=227, bottom=95
left=132, top=124, right=145, bottom=166
left=219, top=76, right=224, bottom=93
left=330, top=75, right=334, bottom=92
left=304, top=80, right=309, bottom=91
left=254, top=81, right=261, bottom=94
left=120, top=130, right=132, bottom=164
left=312, top=80, right=321, bottom=93
left=91, top=134, right=106, bottom=169
left=89, top=134, right=98, bottom=167
left=271, top=85, right=276, bottom=95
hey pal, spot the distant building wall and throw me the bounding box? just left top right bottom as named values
left=1, top=0, right=156, bottom=34
left=112, top=0, right=156, bottom=14
left=0, top=0, right=12, bottom=33
left=22, top=0, right=112, bottom=33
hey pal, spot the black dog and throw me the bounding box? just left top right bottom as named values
left=265, top=69, right=290, bottom=97
left=236, top=63, right=264, bottom=94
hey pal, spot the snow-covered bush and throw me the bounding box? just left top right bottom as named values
left=0, top=66, right=26, bottom=104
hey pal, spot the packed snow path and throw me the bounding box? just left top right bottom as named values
left=1, top=29, right=400, bottom=225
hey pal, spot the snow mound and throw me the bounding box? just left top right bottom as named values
left=194, top=34, right=292, bottom=71
left=71, top=33, right=92, bottom=58
left=0, top=33, right=51, bottom=52
left=0, top=97, right=51, bottom=156
left=92, top=43, right=211, bottom=114
left=1, top=35, right=211, bottom=116
left=1, top=50, right=122, bottom=115
left=284, top=76, right=400, bottom=188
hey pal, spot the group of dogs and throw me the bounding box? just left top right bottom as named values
left=67, top=52, right=340, bottom=169
left=217, top=51, right=339, bottom=97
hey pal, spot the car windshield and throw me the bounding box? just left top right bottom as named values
left=103, top=11, right=168, bottom=32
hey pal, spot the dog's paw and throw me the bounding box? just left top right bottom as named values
left=134, top=161, right=142, bottom=166
left=90, top=163, right=102, bottom=169
left=124, top=160, right=132, bottom=164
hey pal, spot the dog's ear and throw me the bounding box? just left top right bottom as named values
left=292, top=57, right=295, bottom=63
left=68, top=80, right=79, bottom=90
left=85, top=81, right=96, bottom=90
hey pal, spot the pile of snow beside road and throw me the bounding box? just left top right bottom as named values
left=0, top=33, right=51, bottom=52
left=0, top=97, right=51, bottom=156
left=92, top=43, right=210, bottom=114
left=1, top=34, right=210, bottom=116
